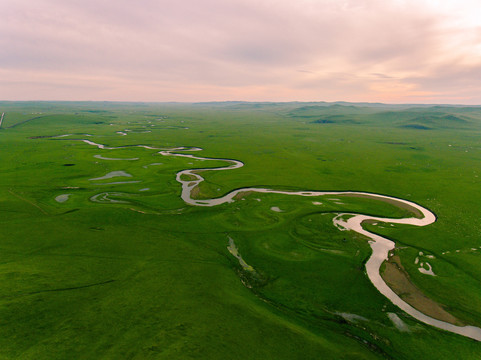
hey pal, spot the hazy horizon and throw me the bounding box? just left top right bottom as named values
left=2, top=100, right=481, bottom=107
left=2, top=0, right=481, bottom=104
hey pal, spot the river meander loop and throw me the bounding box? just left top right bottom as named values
left=81, top=139, right=481, bottom=341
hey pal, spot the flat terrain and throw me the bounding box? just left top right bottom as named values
left=0, top=101, right=481, bottom=359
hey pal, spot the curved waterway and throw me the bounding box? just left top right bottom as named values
left=80, top=139, right=481, bottom=341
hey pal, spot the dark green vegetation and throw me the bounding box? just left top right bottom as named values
left=0, top=101, right=480, bottom=359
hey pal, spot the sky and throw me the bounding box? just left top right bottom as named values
left=1, top=0, right=481, bottom=104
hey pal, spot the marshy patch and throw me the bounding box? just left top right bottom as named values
left=89, top=171, right=132, bottom=181
left=381, top=254, right=462, bottom=326
left=55, top=194, right=71, bottom=203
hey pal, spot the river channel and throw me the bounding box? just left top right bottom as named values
left=81, top=139, right=481, bottom=341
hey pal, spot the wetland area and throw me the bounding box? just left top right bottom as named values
left=1, top=101, right=481, bottom=359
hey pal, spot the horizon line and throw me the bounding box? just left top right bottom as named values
left=1, top=100, right=481, bottom=107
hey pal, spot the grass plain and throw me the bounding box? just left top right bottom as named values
left=0, top=101, right=480, bottom=359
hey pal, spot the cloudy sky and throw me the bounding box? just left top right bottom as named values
left=1, top=0, right=481, bottom=103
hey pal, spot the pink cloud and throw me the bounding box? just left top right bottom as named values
left=1, top=0, right=480, bottom=103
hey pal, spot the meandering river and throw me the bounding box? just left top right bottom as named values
left=81, top=139, right=481, bottom=341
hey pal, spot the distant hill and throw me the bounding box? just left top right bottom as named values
left=397, top=114, right=472, bottom=130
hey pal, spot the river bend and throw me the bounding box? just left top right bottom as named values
left=81, top=139, right=481, bottom=341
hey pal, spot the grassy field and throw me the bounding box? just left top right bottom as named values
left=0, top=101, right=480, bottom=359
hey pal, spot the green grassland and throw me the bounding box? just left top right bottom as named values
left=0, top=101, right=481, bottom=359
